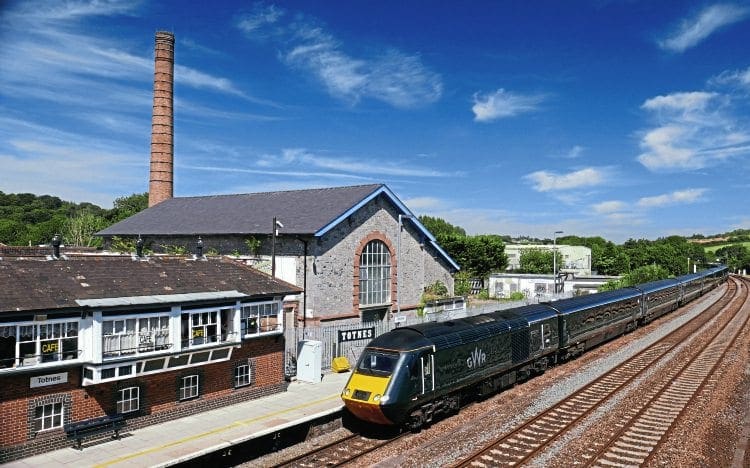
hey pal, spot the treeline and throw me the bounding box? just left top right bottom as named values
left=687, top=229, right=750, bottom=245
left=0, top=192, right=147, bottom=247
left=419, top=216, right=750, bottom=282
left=2, top=193, right=747, bottom=274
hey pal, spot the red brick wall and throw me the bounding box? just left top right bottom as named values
left=0, top=336, right=285, bottom=462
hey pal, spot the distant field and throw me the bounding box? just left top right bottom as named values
left=704, top=242, right=750, bottom=254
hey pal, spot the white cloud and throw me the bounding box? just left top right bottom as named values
left=472, top=89, right=545, bottom=122
left=638, top=90, right=750, bottom=171
left=6, top=0, right=139, bottom=22
left=592, top=200, right=627, bottom=214
left=0, top=1, right=252, bottom=108
left=525, top=167, right=609, bottom=192
left=642, top=91, right=717, bottom=113
left=255, top=148, right=453, bottom=178
left=637, top=188, right=707, bottom=208
left=659, top=4, right=750, bottom=53
left=237, top=6, right=442, bottom=108
left=402, top=197, right=442, bottom=210
left=564, top=145, right=585, bottom=159
left=710, top=66, right=750, bottom=89
left=236, top=4, right=284, bottom=35
left=0, top=118, right=146, bottom=207
left=637, top=125, right=699, bottom=170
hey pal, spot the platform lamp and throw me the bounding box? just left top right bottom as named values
left=396, top=214, right=416, bottom=322
left=553, top=230, right=563, bottom=294
left=272, top=217, right=283, bottom=278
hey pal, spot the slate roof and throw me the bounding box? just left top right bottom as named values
left=0, top=255, right=301, bottom=314
left=96, top=183, right=460, bottom=271
left=97, top=184, right=384, bottom=236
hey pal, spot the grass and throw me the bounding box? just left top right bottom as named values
left=703, top=242, right=750, bottom=254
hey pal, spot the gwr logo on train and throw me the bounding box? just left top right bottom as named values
left=467, top=347, right=486, bottom=369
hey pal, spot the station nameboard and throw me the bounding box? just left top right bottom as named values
left=30, top=372, right=68, bottom=388
left=337, top=327, right=375, bottom=343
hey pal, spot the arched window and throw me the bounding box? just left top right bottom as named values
left=359, top=240, right=391, bottom=306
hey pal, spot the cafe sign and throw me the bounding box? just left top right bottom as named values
left=30, top=372, right=68, bottom=388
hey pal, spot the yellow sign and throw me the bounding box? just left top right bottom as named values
left=42, top=342, right=59, bottom=354
left=192, top=329, right=204, bottom=338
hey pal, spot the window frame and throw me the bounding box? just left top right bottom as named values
left=33, top=402, right=64, bottom=432
left=102, top=312, right=172, bottom=359
left=116, top=386, right=140, bottom=414
left=181, top=307, right=235, bottom=349
left=234, top=364, right=251, bottom=388
left=359, top=240, right=392, bottom=307
left=0, top=319, right=80, bottom=369
left=240, top=301, right=282, bottom=337
left=179, top=374, right=199, bottom=401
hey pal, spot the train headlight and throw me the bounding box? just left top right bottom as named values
left=343, top=388, right=351, bottom=397
left=373, top=394, right=389, bottom=403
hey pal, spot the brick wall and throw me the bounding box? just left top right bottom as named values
left=0, top=336, right=285, bottom=463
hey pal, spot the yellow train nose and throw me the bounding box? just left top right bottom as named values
left=341, top=372, right=393, bottom=425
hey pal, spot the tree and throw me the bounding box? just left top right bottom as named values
left=716, top=244, right=750, bottom=273
left=437, top=233, right=507, bottom=279
left=419, top=215, right=466, bottom=238
left=560, top=235, right=629, bottom=275
left=599, top=264, right=670, bottom=291
left=107, top=193, right=148, bottom=223
left=63, top=211, right=108, bottom=247
left=518, top=248, right=562, bottom=274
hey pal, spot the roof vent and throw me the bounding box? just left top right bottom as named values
left=52, top=234, right=61, bottom=259
left=195, top=236, right=204, bottom=259
left=136, top=235, right=144, bottom=258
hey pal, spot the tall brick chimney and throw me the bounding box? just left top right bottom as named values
left=148, top=31, right=175, bottom=207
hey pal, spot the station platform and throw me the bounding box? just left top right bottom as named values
left=6, top=371, right=351, bottom=467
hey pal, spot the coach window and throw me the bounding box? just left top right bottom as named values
left=359, top=240, right=391, bottom=306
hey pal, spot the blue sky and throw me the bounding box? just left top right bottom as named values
left=1, top=1, right=749, bottom=243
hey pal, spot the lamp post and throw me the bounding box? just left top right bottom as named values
left=271, top=217, right=283, bottom=278
left=396, top=214, right=416, bottom=321
left=553, top=230, right=563, bottom=294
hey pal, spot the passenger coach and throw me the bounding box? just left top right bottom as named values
left=342, top=266, right=728, bottom=430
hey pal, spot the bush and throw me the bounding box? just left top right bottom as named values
left=454, top=271, right=471, bottom=296
left=508, top=291, right=525, bottom=301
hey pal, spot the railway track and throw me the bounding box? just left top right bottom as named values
left=584, top=276, right=750, bottom=467
left=275, top=432, right=405, bottom=467
left=454, top=276, right=746, bottom=467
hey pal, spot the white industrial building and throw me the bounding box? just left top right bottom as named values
left=504, top=244, right=592, bottom=275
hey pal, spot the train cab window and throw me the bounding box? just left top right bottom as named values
left=357, top=350, right=399, bottom=376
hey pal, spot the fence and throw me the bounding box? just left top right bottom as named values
left=283, top=291, right=571, bottom=377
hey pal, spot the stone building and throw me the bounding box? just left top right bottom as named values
left=0, top=251, right=300, bottom=462
left=98, top=184, right=460, bottom=324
